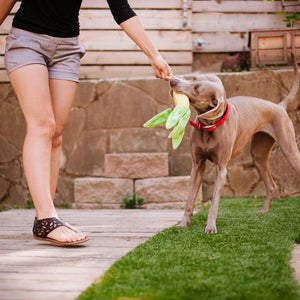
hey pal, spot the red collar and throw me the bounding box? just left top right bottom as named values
left=189, top=103, right=230, bottom=132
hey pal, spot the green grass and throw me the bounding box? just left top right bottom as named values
left=78, top=197, right=300, bottom=300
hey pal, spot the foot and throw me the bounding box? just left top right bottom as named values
left=33, top=217, right=88, bottom=244
left=176, top=216, right=191, bottom=228
left=47, top=225, right=87, bottom=243
left=204, top=221, right=217, bottom=234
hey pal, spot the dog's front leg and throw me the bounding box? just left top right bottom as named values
left=177, top=159, right=206, bottom=228
left=205, top=165, right=227, bottom=234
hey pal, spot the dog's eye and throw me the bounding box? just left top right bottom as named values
left=192, top=77, right=197, bottom=81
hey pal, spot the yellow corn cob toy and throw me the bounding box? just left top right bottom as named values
left=143, top=90, right=191, bottom=150
left=173, top=91, right=190, bottom=108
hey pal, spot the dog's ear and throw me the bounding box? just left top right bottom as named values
left=209, top=95, right=224, bottom=108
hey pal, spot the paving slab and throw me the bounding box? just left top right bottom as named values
left=0, top=209, right=182, bottom=300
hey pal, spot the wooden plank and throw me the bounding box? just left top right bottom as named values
left=193, top=33, right=249, bottom=52
left=192, top=13, right=287, bottom=32
left=80, top=51, right=192, bottom=65
left=79, top=65, right=192, bottom=79
left=79, top=30, right=192, bottom=51
left=81, top=0, right=191, bottom=9
left=193, top=0, right=300, bottom=12
left=0, top=209, right=182, bottom=299
left=79, top=9, right=192, bottom=30
left=0, top=70, right=8, bottom=82
left=0, top=30, right=192, bottom=56
left=1, top=10, right=193, bottom=33
left=0, top=290, right=79, bottom=300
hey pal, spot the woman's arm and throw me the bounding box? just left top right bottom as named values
left=120, top=16, right=173, bottom=81
left=0, top=0, right=17, bottom=26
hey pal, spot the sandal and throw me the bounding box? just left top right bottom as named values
left=33, top=217, right=89, bottom=246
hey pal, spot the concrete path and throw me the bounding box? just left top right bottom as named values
left=0, top=209, right=182, bottom=300
left=291, top=245, right=300, bottom=284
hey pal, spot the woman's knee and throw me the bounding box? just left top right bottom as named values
left=52, top=124, right=65, bottom=148
left=27, top=118, right=56, bottom=139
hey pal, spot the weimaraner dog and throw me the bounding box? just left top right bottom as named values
left=170, top=53, right=300, bottom=234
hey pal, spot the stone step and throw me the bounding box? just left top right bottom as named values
left=104, top=152, right=169, bottom=179
left=136, top=176, right=202, bottom=209
left=74, top=176, right=202, bottom=209
left=74, top=177, right=133, bottom=209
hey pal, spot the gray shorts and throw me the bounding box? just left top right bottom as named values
left=5, top=27, right=86, bottom=82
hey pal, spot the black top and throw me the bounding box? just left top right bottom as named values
left=12, top=0, right=136, bottom=37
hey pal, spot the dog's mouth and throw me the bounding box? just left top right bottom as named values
left=169, top=88, right=191, bottom=102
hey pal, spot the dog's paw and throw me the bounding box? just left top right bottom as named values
left=176, top=219, right=190, bottom=228
left=204, top=222, right=217, bottom=234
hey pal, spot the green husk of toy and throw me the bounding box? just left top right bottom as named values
left=143, top=105, right=191, bottom=150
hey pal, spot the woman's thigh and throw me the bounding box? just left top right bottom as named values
left=9, top=64, right=55, bottom=130
left=49, top=79, right=78, bottom=134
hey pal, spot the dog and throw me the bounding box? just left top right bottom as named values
left=170, top=53, right=300, bottom=234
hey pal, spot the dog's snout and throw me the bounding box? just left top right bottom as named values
left=170, top=78, right=179, bottom=88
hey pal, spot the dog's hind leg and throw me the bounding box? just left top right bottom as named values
left=177, top=158, right=206, bottom=228
left=205, top=164, right=227, bottom=234
left=275, top=118, right=300, bottom=177
left=251, top=132, right=277, bottom=214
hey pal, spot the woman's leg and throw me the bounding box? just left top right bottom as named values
left=9, top=65, right=85, bottom=242
left=48, top=79, right=77, bottom=199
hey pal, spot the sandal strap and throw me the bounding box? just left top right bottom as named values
left=32, top=217, right=75, bottom=238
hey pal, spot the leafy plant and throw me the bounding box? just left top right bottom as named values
left=263, top=0, right=300, bottom=28
left=121, top=193, right=144, bottom=209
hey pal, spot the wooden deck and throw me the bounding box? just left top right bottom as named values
left=0, top=209, right=182, bottom=300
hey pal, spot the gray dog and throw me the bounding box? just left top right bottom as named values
left=170, top=53, right=300, bottom=234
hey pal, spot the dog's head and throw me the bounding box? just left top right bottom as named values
left=170, top=75, right=227, bottom=118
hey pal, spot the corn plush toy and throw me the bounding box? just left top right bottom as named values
left=143, top=91, right=190, bottom=149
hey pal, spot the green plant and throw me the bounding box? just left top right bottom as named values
left=25, top=196, right=34, bottom=209
left=121, top=193, right=144, bottom=209
left=263, top=0, right=300, bottom=28
left=281, top=12, right=300, bottom=27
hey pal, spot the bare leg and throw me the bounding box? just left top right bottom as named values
left=177, top=159, right=206, bottom=228
left=251, top=132, right=277, bottom=214
left=9, top=65, right=86, bottom=243
left=49, top=79, right=77, bottom=199
left=204, top=165, right=227, bottom=234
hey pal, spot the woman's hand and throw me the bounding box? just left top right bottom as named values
left=150, top=54, right=173, bottom=81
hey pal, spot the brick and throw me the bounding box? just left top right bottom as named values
left=74, top=177, right=133, bottom=208
left=135, top=176, right=202, bottom=207
left=104, top=153, right=169, bottom=179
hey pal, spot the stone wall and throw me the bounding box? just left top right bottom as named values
left=0, top=69, right=300, bottom=209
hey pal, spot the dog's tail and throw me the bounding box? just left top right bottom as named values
left=279, top=52, right=299, bottom=109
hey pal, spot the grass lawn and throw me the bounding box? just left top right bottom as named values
left=79, top=197, right=300, bottom=300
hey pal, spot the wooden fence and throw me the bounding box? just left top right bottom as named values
left=0, top=0, right=299, bottom=81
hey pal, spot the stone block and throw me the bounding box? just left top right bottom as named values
left=86, top=82, right=158, bottom=129
left=63, top=107, right=86, bottom=157
left=74, top=81, right=97, bottom=108
left=0, top=177, right=10, bottom=201
left=55, top=176, right=75, bottom=207
left=74, top=177, right=133, bottom=208
left=66, top=129, right=107, bottom=176
left=105, top=153, right=168, bottom=179
left=135, top=176, right=202, bottom=207
left=0, top=101, right=26, bottom=150
left=108, top=128, right=169, bottom=153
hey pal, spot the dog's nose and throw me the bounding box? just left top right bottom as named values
left=170, top=78, right=179, bottom=88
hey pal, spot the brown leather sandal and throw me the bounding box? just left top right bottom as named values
left=33, top=217, right=89, bottom=246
